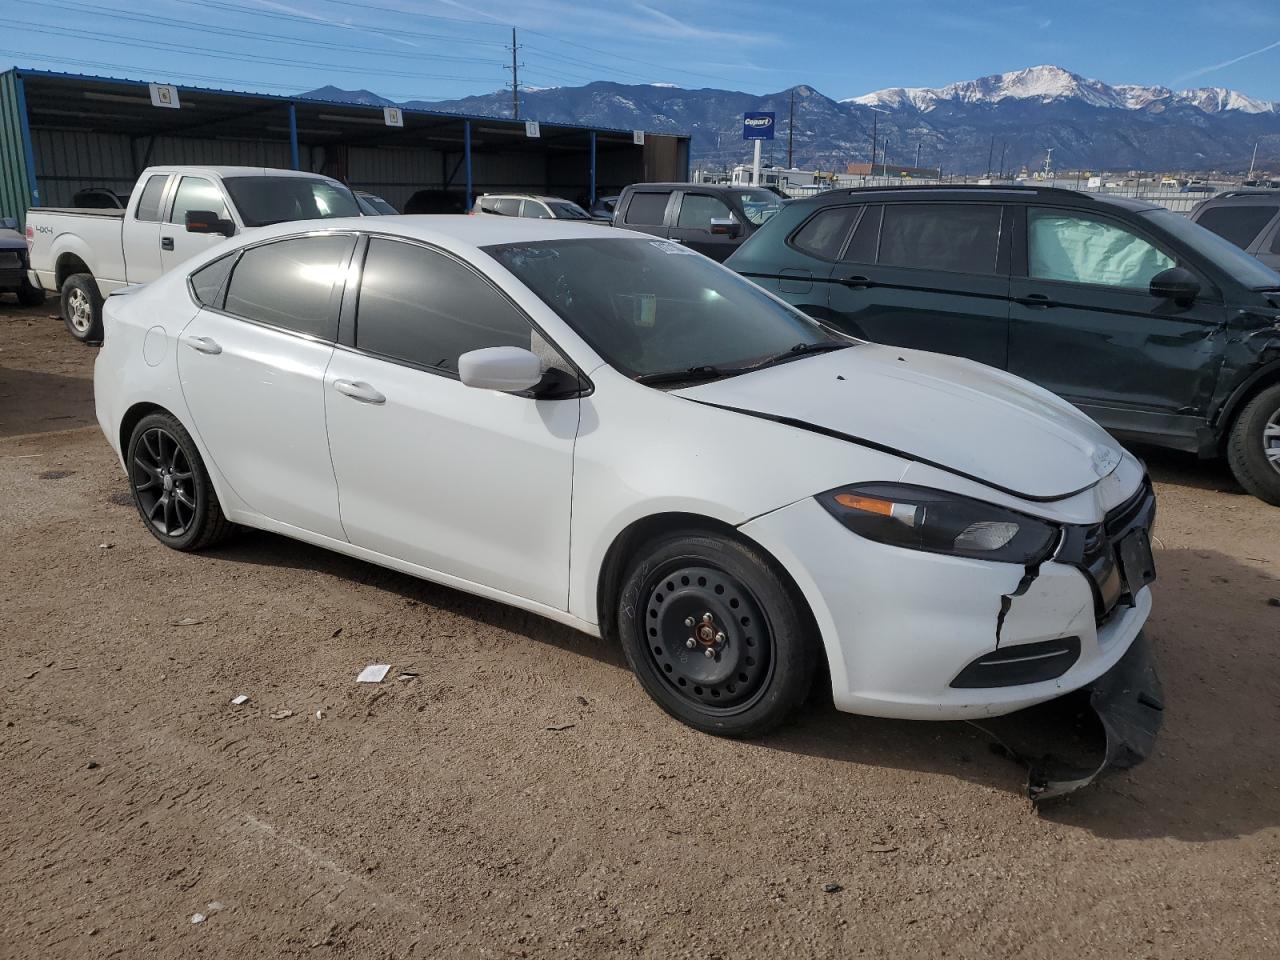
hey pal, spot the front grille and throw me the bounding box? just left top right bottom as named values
left=1058, top=478, right=1156, bottom=623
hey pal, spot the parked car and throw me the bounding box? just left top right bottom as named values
left=0, top=218, right=44, bottom=306
left=95, top=215, right=1160, bottom=761
left=403, top=189, right=468, bottom=215
left=589, top=195, right=619, bottom=219
left=355, top=191, right=399, bottom=215
left=71, top=187, right=129, bottom=210
left=728, top=184, right=1280, bottom=505
left=25, top=165, right=363, bottom=344
left=612, top=183, right=783, bottom=261
left=1189, top=190, right=1280, bottom=270
left=474, top=194, right=601, bottom=223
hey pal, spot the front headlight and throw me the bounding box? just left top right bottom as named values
left=816, top=483, right=1059, bottom=565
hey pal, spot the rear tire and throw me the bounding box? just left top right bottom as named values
left=60, top=273, right=102, bottom=343
left=1226, top=384, right=1280, bottom=507
left=617, top=530, right=818, bottom=738
left=127, top=412, right=234, bottom=551
left=16, top=277, right=45, bottom=307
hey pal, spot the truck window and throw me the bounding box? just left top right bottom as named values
left=676, top=194, right=734, bottom=229
left=134, top=175, right=169, bottom=222
left=170, top=177, right=230, bottom=225
left=624, top=192, right=671, bottom=226
left=220, top=177, right=361, bottom=227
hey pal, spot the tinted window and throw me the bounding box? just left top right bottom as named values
left=791, top=206, right=861, bottom=260
left=677, top=193, right=734, bottom=229
left=1029, top=208, right=1173, bottom=289
left=190, top=253, right=235, bottom=308
left=355, top=238, right=533, bottom=375
left=736, top=189, right=783, bottom=225
left=134, top=175, right=169, bottom=222
left=1195, top=204, right=1278, bottom=249
left=878, top=203, right=1002, bottom=274
left=494, top=198, right=521, bottom=217
left=624, top=191, right=671, bottom=226
left=547, top=201, right=591, bottom=220
left=1141, top=208, right=1280, bottom=289
left=223, top=234, right=354, bottom=339
left=170, top=176, right=229, bottom=225
left=220, top=177, right=360, bottom=227
left=521, top=200, right=552, bottom=219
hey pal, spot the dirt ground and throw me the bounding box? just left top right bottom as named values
left=1, top=297, right=1278, bottom=960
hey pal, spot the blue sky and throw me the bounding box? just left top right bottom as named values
left=7, top=0, right=1280, bottom=102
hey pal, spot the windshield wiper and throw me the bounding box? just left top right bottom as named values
left=635, top=364, right=745, bottom=386
left=749, top=340, right=850, bottom=371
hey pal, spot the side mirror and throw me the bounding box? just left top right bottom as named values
left=1149, top=266, right=1200, bottom=303
left=709, top=217, right=741, bottom=238
left=185, top=210, right=235, bottom=237
left=458, top=346, right=543, bottom=393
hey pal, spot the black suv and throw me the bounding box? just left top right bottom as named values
left=612, top=183, right=784, bottom=261
left=1189, top=191, right=1280, bottom=270
left=727, top=185, right=1280, bottom=505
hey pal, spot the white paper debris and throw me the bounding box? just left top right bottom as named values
left=191, top=913, right=206, bottom=924
left=270, top=709, right=293, bottom=720
left=357, top=664, right=391, bottom=684
left=230, top=694, right=249, bottom=705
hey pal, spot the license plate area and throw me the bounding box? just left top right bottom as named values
left=1117, top=527, right=1156, bottom=593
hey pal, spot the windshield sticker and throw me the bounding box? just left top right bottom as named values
left=649, top=240, right=696, bottom=256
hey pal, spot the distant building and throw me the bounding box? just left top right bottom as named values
left=845, top=162, right=941, bottom=178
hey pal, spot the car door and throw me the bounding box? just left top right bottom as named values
left=323, top=235, right=579, bottom=608
left=162, top=175, right=234, bottom=271
left=618, top=189, right=673, bottom=240
left=122, top=173, right=171, bottom=284
left=825, top=201, right=1012, bottom=369
left=1007, top=204, right=1228, bottom=442
left=177, top=232, right=357, bottom=539
left=667, top=191, right=740, bottom=261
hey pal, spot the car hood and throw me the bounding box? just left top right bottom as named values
left=672, top=343, right=1123, bottom=501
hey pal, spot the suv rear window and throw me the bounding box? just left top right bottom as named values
left=791, top=206, right=861, bottom=260
left=1195, top=204, right=1279, bottom=250
left=624, top=192, right=671, bottom=226
left=878, top=203, right=1002, bottom=274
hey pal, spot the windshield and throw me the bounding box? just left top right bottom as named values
left=486, top=237, right=839, bottom=380
left=222, top=176, right=362, bottom=227
left=1143, top=208, right=1280, bottom=290
left=358, top=194, right=399, bottom=215
left=548, top=201, right=591, bottom=220
left=736, top=189, right=783, bottom=225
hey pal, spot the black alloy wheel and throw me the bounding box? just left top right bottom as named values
left=127, top=411, right=232, bottom=550
left=618, top=531, right=817, bottom=737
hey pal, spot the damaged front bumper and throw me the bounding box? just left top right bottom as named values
left=975, top=632, right=1164, bottom=801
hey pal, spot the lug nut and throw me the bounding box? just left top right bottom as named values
left=704, top=648, right=715, bottom=659
left=686, top=638, right=696, bottom=649
left=715, top=631, right=726, bottom=643
left=702, top=612, right=714, bottom=623
left=684, top=617, right=695, bottom=628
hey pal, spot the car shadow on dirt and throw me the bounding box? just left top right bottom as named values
left=1133, top=442, right=1244, bottom=495
left=0, top=365, right=95, bottom=438
left=204, top=524, right=1278, bottom=844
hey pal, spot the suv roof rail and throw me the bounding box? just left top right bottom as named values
left=1207, top=190, right=1276, bottom=200
left=820, top=183, right=1089, bottom=197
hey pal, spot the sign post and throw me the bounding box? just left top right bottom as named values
left=742, top=111, right=775, bottom=187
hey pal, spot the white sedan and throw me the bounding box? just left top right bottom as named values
left=95, top=216, right=1157, bottom=738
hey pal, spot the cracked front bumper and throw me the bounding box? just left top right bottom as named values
left=739, top=496, right=1151, bottom=721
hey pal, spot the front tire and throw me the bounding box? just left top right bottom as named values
left=127, top=412, right=233, bottom=551
left=617, top=530, right=818, bottom=738
left=17, top=276, right=45, bottom=307
left=60, top=273, right=102, bottom=343
left=1226, top=383, right=1280, bottom=506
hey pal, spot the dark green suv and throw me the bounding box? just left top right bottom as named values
left=727, top=185, right=1280, bottom=505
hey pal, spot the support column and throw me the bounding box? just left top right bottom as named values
left=288, top=103, right=300, bottom=170
left=589, top=131, right=597, bottom=206
left=15, top=75, right=39, bottom=208
left=464, top=120, right=473, bottom=212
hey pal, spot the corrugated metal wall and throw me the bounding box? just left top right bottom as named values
left=0, top=71, right=35, bottom=222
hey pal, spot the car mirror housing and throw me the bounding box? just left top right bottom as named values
left=709, top=217, right=741, bottom=238
left=458, top=346, right=544, bottom=393
left=1149, top=266, right=1200, bottom=303
left=185, top=210, right=235, bottom=237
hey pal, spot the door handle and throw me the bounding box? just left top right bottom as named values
left=1017, top=294, right=1054, bottom=309
left=183, top=335, right=222, bottom=355
left=333, top=379, right=386, bottom=405
left=837, top=274, right=871, bottom=288
left=160, top=237, right=174, bottom=251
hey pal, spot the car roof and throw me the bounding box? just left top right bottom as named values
left=480, top=194, right=567, bottom=203
left=245, top=215, right=622, bottom=251
left=146, top=166, right=342, bottom=182
left=791, top=184, right=1163, bottom=213
left=1195, top=191, right=1280, bottom=205
left=626, top=183, right=759, bottom=192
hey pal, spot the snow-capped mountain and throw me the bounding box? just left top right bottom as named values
left=846, top=65, right=1278, bottom=116
left=301, top=65, right=1280, bottom=173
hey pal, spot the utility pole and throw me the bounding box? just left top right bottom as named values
left=998, top=142, right=1007, bottom=180
left=1248, top=140, right=1259, bottom=181
left=986, top=134, right=995, bottom=178
left=787, top=88, right=795, bottom=169
left=914, top=141, right=921, bottom=170
left=869, top=110, right=877, bottom=169
left=880, top=137, right=889, bottom=176
left=509, top=27, right=521, bottom=120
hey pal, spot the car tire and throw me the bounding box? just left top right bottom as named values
left=127, top=411, right=234, bottom=551
left=1226, top=383, right=1280, bottom=506
left=60, top=273, right=103, bottom=343
left=617, top=530, right=818, bottom=737
left=17, top=277, right=45, bottom=307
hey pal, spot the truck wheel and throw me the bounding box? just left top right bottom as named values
left=17, top=276, right=46, bottom=307
left=1226, top=383, right=1280, bottom=506
left=61, top=273, right=103, bottom=343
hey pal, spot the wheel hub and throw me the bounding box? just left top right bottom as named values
left=1265, top=411, right=1280, bottom=476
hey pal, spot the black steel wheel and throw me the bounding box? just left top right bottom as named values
left=618, top=531, right=818, bottom=737
left=127, top=411, right=233, bottom=551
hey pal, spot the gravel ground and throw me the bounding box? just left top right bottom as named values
left=1, top=299, right=1278, bottom=959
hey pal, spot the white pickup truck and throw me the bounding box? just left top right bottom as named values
left=26, top=166, right=364, bottom=342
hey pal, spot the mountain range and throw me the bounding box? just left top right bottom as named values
left=303, top=65, right=1280, bottom=174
